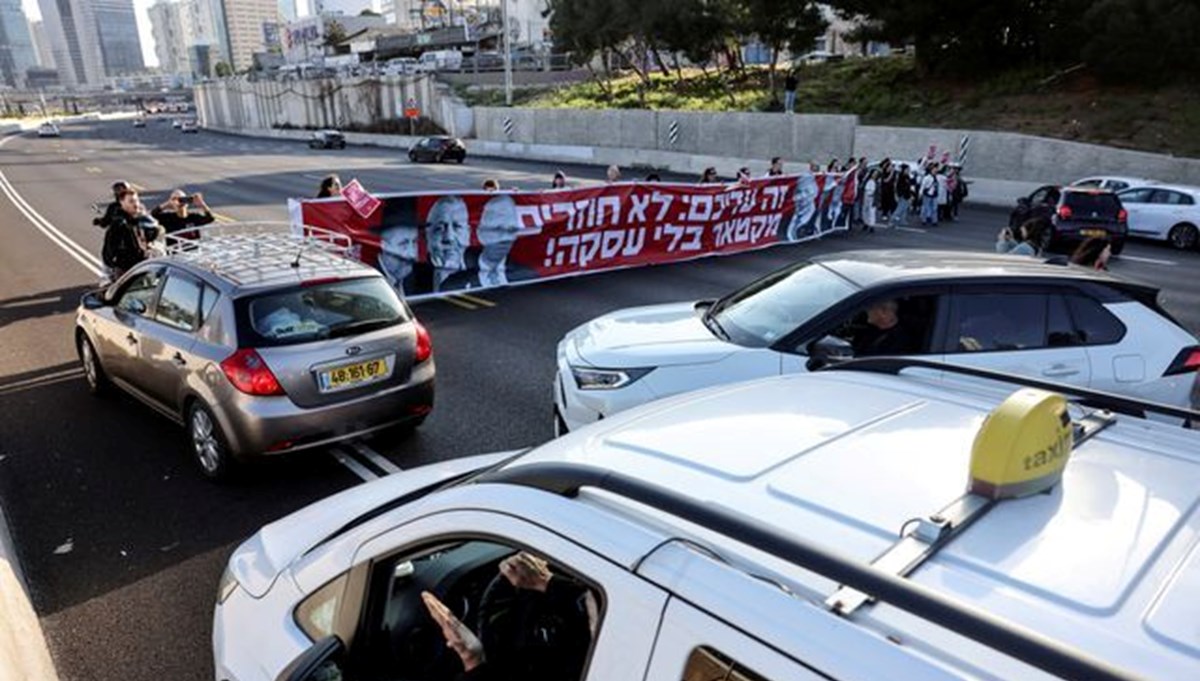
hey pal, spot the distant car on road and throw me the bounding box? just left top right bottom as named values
left=1071, top=176, right=1156, bottom=192
left=308, top=129, right=347, bottom=149
left=37, top=122, right=60, bottom=137
left=180, top=120, right=198, bottom=133
left=408, top=136, right=466, bottom=164
left=73, top=225, right=435, bottom=480
left=132, top=117, right=146, bottom=128
left=553, top=250, right=1200, bottom=433
left=172, top=118, right=182, bottom=129
left=1117, top=184, right=1200, bottom=250
left=1009, top=185, right=1128, bottom=253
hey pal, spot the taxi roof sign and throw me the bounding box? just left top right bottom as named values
left=969, top=388, right=1073, bottom=500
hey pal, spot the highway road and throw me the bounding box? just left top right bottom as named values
left=1, top=119, right=1197, bottom=681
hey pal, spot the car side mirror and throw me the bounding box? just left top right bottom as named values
left=805, top=335, right=855, bottom=371
left=81, top=291, right=107, bottom=310
left=274, top=636, right=346, bottom=681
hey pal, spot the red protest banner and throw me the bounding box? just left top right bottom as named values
left=340, top=179, right=382, bottom=219
left=292, top=174, right=848, bottom=298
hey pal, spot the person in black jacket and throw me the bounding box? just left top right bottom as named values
left=422, top=552, right=594, bottom=681
left=151, top=189, right=215, bottom=237
left=102, top=189, right=157, bottom=279
left=93, top=180, right=130, bottom=230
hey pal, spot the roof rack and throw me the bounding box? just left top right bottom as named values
left=164, top=222, right=359, bottom=286
left=820, top=357, right=1200, bottom=424
left=481, top=462, right=1138, bottom=681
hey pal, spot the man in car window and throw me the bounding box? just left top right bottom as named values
left=853, top=300, right=919, bottom=357
left=422, top=552, right=594, bottom=681
left=425, top=196, right=470, bottom=292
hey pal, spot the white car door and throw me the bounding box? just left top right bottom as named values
left=941, top=288, right=1092, bottom=389
left=1118, top=187, right=1161, bottom=238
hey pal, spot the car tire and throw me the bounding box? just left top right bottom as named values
left=455, top=155, right=465, bottom=164
left=187, top=401, right=237, bottom=481
left=337, top=141, right=346, bottom=149
left=1168, top=223, right=1198, bottom=251
left=409, top=152, right=418, bottom=162
left=77, top=334, right=109, bottom=396
left=435, top=152, right=445, bottom=164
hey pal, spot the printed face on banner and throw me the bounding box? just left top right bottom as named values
left=299, top=175, right=844, bottom=299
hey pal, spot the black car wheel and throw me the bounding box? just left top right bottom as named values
left=435, top=152, right=446, bottom=163
left=455, top=155, right=465, bottom=164
left=77, top=334, right=109, bottom=396
left=1168, top=223, right=1198, bottom=250
left=409, top=152, right=418, bottom=162
left=187, top=401, right=237, bottom=481
left=337, top=141, right=346, bottom=149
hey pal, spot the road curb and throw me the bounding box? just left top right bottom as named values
left=0, top=498, right=59, bottom=681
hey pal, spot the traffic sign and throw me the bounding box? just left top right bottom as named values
left=404, top=97, right=420, bottom=120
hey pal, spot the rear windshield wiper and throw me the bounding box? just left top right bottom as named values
left=325, top=318, right=399, bottom=339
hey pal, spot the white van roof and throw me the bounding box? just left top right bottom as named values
left=512, top=364, right=1200, bottom=680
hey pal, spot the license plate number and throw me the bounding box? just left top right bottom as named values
left=320, top=358, right=389, bottom=392
left=1080, top=229, right=1107, bottom=238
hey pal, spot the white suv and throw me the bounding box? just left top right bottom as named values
left=554, top=250, right=1200, bottom=432
left=214, top=361, right=1200, bottom=681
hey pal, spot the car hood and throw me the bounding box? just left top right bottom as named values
left=228, top=451, right=515, bottom=598
left=567, top=302, right=738, bottom=367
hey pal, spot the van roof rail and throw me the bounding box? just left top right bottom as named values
left=481, top=462, right=1138, bottom=681
left=820, top=356, right=1200, bottom=424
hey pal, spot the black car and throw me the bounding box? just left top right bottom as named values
left=1010, top=185, right=1128, bottom=254
left=309, top=129, right=346, bottom=149
left=408, top=136, right=467, bottom=164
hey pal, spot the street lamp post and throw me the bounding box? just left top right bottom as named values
left=502, top=0, right=513, bottom=106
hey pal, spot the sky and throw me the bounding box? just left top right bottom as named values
left=18, top=1, right=320, bottom=70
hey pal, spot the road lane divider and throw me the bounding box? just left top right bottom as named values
left=328, top=447, right=378, bottom=482
left=1120, top=254, right=1177, bottom=266
left=442, top=296, right=478, bottom=310
left=350, top=441, right=403, bottom=475
left=454, top=293, right=496, bottom=308
left=0, top=136, right=104, bottom=277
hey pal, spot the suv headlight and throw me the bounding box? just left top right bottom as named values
left=570, top=366, right=653, bottom=391
left=217, top=565, right=240, bottom=604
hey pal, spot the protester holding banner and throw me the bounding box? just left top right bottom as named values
left=316, top=174, right=342, bottom=198
left=551, top=171, right=567, bottom=189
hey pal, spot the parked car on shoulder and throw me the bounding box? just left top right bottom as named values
left=1009, top=185, right=1128, bottom=253
left=554, top=249, right=1199, bottom=433
left=215, top=358, right=1200, bottom=681
left=308, top=129, right=347, bottom=150
left=408, top=136, right=466, bottom=164
left=1116, top=184, right=1200, bottom=250
left=73, top=224, right=435, bottom=480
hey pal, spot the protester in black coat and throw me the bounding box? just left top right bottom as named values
left=151, top=189, right=215, bottom=235
left=102, top=189, right=156, bottom=278
left=94, top=180, right=130, bottom=230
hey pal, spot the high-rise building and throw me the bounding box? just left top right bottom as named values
left=212, top=0, right=278, bottom=71
left=315, top=0, right=373, bottom=14
left=179, top=0, right=221, bottom=76
left=0, top=0, right=38, bottom=87
left=149, top=1, right=190, bottom=75
left=29, top=19, right=55, bottom=69
left=37, top=0, right=106, bottom=87
left=93, top=0, right=145, bottom=75
left=278, top=0, right=299, bottom=22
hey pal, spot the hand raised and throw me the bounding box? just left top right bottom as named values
left=499, top=552, right=552, bottom=592
left=421, top=591, right=484, bottom=671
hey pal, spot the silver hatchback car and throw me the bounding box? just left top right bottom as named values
left=74, top=224, right=435, bottom=480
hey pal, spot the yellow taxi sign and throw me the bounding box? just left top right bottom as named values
left=969, top=389, right=1073, bottom=500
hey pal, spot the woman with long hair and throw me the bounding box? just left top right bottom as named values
left=1070, top=238, right=1113, bottom=270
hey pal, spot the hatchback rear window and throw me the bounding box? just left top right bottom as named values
left=236, top=277, right=409, bottom=347
left=1063, top=192, right=1121, bottom=216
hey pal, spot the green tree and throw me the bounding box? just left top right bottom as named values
left=1082, top=0, right=1200, bottom=81
left=732, top=0, right=827, bottom=99
left=214, top=61, right=233, bottom=77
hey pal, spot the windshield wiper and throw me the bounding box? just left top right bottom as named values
left=703, top=311, right=731, bottom=341
left=326, top=318, right=397, bottom=338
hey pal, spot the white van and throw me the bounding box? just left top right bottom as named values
left=383, top=57, right=418, bottom=76
left=215, top=359, right=1200, bottom=681
left=417, top=49, right=463, bottom=72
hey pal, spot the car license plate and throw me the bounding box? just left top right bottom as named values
left=1080, top=229, right=1107, bottom=238
left=319, top=358, right=390, bottom=392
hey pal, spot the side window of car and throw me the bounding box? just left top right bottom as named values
left=682, top=647, right=772, bottom=681
left=1029, top=188, right=1051, bottom=205
left=115, top=269, right=162, bottom=317
left=832, top=294, right=941, bottom=357
left=199, top=284, right=221, bottom=326
left=154, top=274, right=203, bottom=331
left=1120, top=188, right=1153, bottom=204
left=350, top=539, right=603, bottom=681
left=1046, top=294, right=1082, bottom=347
left=1065, top=294, right=1125, bottom=346
left=949, top=293, right=1047, bottom=353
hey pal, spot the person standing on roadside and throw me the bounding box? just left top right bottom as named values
left=893, top=165, right=913, bottom=226
left=102, top=189, right=157, bottom=279
left=767, top=157, right=785, bottom=177
left=152, top=190, right=215, bottom=237
left=919, top=165, right=939, bottom=226
left=700, top=167, right=719, bottom=184
left=94, top=180, right=131, bottom=230
left=879, top=161, right=897, bottom=228
left=839, top=161, right=859, bottom=229
left=605, top=165, right=622, bottom=183
left=863, top=169, right=879, bottom=232
left=551, top=171, right=567, bottom=189
left=936, top=166, right=951, bottom=222
left=784, top=71, right=799, bottom=114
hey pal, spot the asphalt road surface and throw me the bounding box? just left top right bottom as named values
left=1, top=120, right=1197, bottom=681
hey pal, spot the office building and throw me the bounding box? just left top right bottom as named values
left=278, top=0, right=299, bottom=22
left=93, top=0, right=145, bottom=75
left=215, top=0, right=278, bottom=71
left=149, top=1, right=190, bottom=74
left=0, top=0, right=38, bottom=87
left=37, top=0, right=106, bottom=87
left=29, top=19, right=55, bottom=69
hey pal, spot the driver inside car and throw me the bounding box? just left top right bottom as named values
left=421, top=552, right=596, bottom=681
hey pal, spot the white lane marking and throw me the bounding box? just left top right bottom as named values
left=303, top=174, right=325, bottom=180
left=329, top=447, right=378, bottom=482
left=350, top=441, right=403, bottom=475
left=0, top=137, right=104, bottom=276
left=892, top=226, right=928, bottom=234
left=1120, top=254, right=1177, bottom=266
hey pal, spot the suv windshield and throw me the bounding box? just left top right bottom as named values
left=237, top=277, right=408, bottom=347
left=707, top=262, right=858, bottom=347
left=1063, top=192, right=1121, bottom=217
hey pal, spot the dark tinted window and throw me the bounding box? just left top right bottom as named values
left=155, top=275, right=202, bottom=331
left=1119, top=188, right=1153, bottom=204
left=950, top=293, right=1046, bottom=352
left=1151, top=190, right=1194, bottom=206
left=683, top=647, right=772, bottom=681
left=238, top=277, right=409, bottom=347
left=1066, top=294, right=1125, bottom=345
left=1046, top=294, right=1081, bottom=347
left=1062, top=192, right=1121, bottom=217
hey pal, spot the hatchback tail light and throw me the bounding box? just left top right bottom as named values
left=1164, top=346, right=1200, bottom=376
left=414, top=321, right=432, bottom=363
left=1117, top=209, right=1128, bottom=222
left=1057, top=205, right=1073, bottom=220
left=221, top=349, right=285, bottom=396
